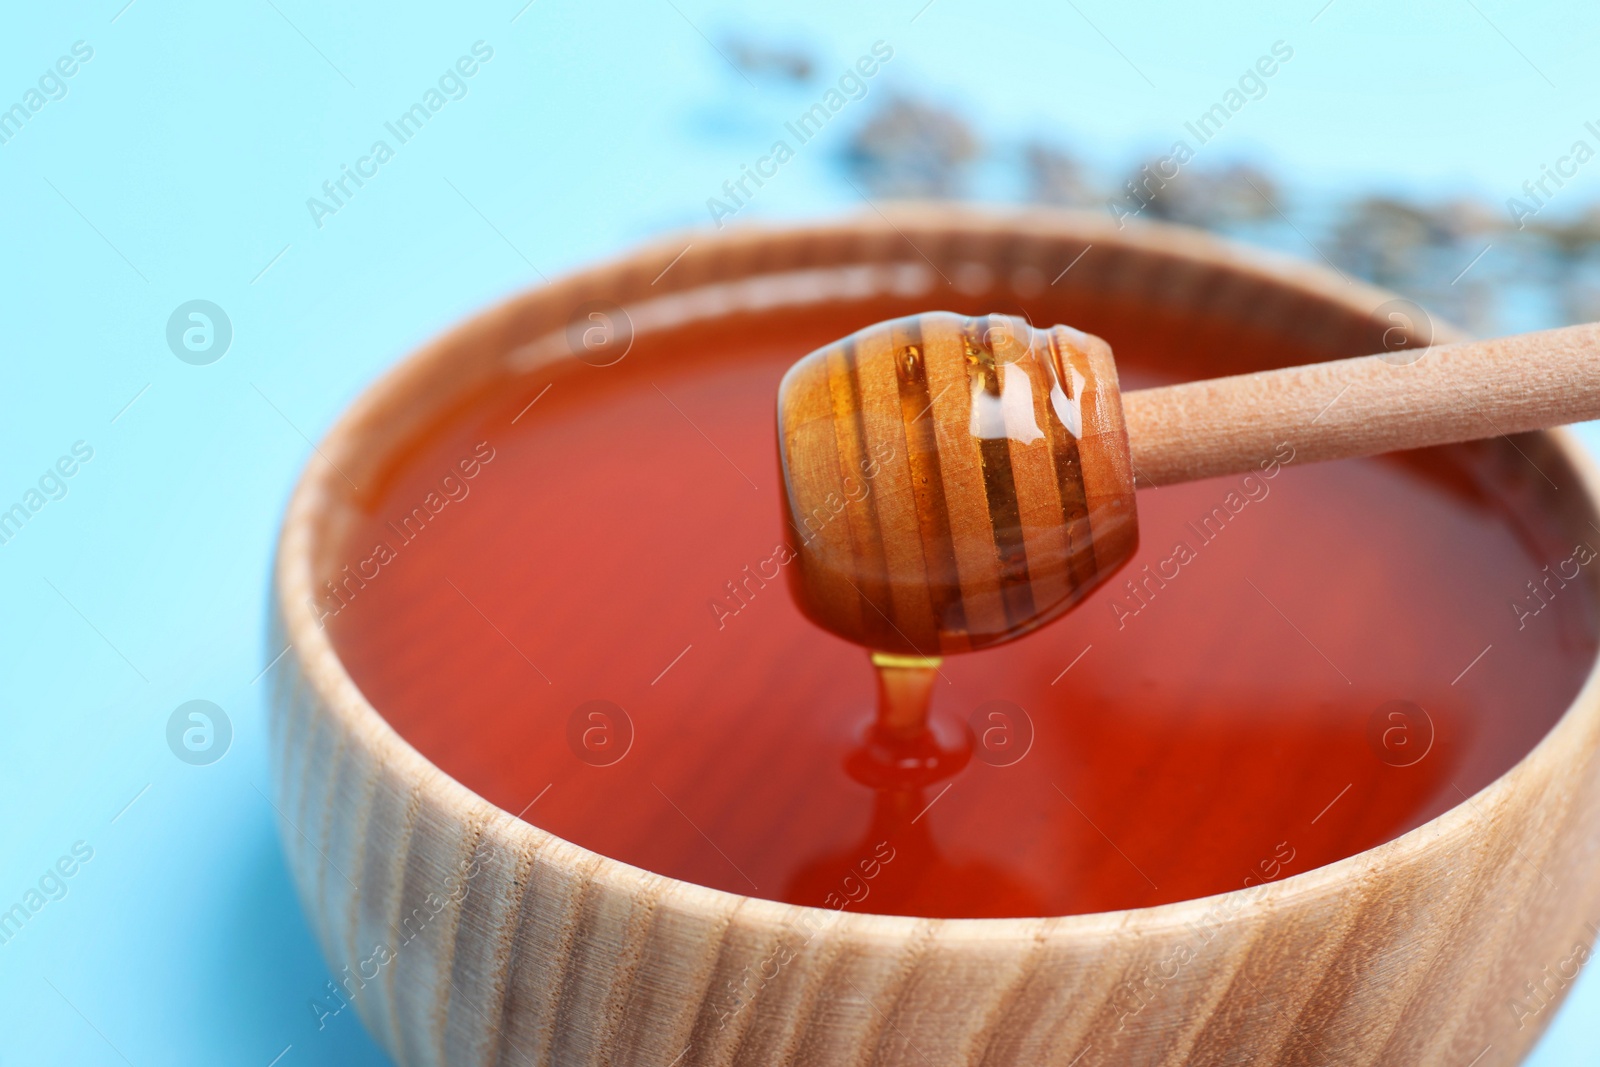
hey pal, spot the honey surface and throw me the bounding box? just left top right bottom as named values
left=325, top=297, right=1599, bottom=918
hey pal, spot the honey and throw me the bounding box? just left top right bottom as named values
left=323, top=297, right=1598, bottom=919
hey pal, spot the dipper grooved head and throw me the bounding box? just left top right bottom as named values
left=777, top=311, right=1139, bottom=655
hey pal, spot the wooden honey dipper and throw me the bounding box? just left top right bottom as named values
left=778, top=311, right=1600, bottom=659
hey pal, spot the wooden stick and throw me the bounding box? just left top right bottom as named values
left=779, top=314, right=1600, bottom=656
left=1123, top=321, right=1600, bottom=488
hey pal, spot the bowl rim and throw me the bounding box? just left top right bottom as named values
left=273, top=203, right=1600, bottom=944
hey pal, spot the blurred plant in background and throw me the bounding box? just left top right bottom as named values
left=699, top=35, right=1600, bottom=340
left=1020, top=142, right=1097, bottom=208
left=1130, top=160, right=1282, bottom=229
left=842, top=96, right=981, bottom=198
left=722, top=35, right=816, bottom=84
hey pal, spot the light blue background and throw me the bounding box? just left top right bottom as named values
left=2, top=1, right=1597, bottom=1063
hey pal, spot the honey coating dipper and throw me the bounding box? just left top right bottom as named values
left=777, top=312, right=1600, bottom=656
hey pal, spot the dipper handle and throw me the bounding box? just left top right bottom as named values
left=1125, top=321, right=1600, bottom=487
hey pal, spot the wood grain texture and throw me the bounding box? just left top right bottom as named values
left=784, top=310, right=1600, bottom=623
left=270, top=206, right=1600, bottom=1066
left=1124, top=321, right=1600, bottom=487
left=777, top=312, right=1138, bottom=655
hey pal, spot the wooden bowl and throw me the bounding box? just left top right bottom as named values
left=270, top=207, right=1600, bottom=1066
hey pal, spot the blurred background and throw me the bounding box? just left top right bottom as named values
left=3, top=0, right=1599, bottom=1062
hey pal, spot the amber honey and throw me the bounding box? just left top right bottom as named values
left=323, top=296, right=1598, bottom=919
